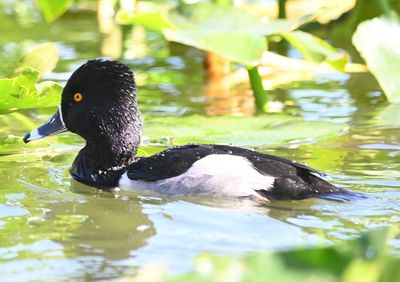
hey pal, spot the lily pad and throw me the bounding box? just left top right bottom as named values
left=0, top=68, right=61, bottom=113
left=117, top=2, right=307, bottom=66
left=160, top=3, right=268, bottom=66
left=143, top=115, right=346, bottom=147
left=352, top=15, right=400, bottom=104
left=164, top=29, right=266, bottom=67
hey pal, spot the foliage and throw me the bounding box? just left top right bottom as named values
left=135, top=228, right=400, bottom=282
left=0, top=68, right=61, bottom=113
left=117, top=2, right=348, bottom=68
left=0, top=42, right=58, bottom=78
left=20, top=0, right=355, bottom=109
left=162, top=5, right=265, bottom=67
left=352, top=14, right=400, bottom=104
left=35, top=0, right=73, bottom=22
left=17, top=42, right=59, bottom=77
left=143, top=115, right=346, bottom=147
left=117, top=2, right=307, bottom=66
left=117, top=1, right=349, bottom=109
left=0, top=42, right=61, bottom=113
left=247, top=66, right=267, bottom=110
left=282, top=30, right=348, bottom=72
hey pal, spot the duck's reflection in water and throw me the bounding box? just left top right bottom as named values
left=59, top=180, right=342, bottom=277
left=41, top=180, right=157, bottom=279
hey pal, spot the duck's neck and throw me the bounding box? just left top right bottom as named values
left=70, top=119, right=142, bottom=188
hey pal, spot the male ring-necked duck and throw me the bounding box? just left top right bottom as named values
left=23, top=59, right=350, bottom=201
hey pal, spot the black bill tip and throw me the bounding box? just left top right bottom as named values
left=23, top=133, right=31, bottom=143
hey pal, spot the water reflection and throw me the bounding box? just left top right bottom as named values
left=65, top=181, right=155, bottom=260
left=0, top=179, right=156, bottom=280
left=205, top=76, right=256, bottom=116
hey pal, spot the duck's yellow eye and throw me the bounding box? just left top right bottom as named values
left=74, top=93, right=83, bottom=102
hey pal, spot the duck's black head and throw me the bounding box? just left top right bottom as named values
left=23, top=59, right=142, bottom=188
left=61, top=59, right=141, bottom=141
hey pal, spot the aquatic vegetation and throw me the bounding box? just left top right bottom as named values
left=353, top=14, right=400, bottom=104
left=35, top=0, right=73, bottom=22
left=0, top=68, right=60, bottom=113
left=143, top=115, right=346, bottom=147
left=27, top=0, right=352, bottom=109
left=117, top=1, right=350, bottom=110
left=0, top=43, right=61, bottom=113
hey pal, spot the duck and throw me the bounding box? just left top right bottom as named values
left=23, top=59, right=349, bottom=201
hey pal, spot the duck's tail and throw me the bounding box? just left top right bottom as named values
left=305, top=173, right=366, bottom=201
left=256, top=173, right=366, bottom=201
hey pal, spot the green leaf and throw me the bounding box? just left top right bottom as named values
left=162, top=3, right=267, bottom=66
left=263, top=18, right=309, bottom=36
left=37, top=81, right=63, bottom=98
left=143, top=115, right=345, bottom=147
left=283, top=30, right=349, bottom=71
left=0, top=68, right=61, bottom=113
left=17, top=43, right=59, bottom=77
left=352, top=15, right=400, bottom=104
left=117, top=2, right=316, bottom=66
left=35, top=0, right=72, bottom=22
left=117, top=10, right=173, bottom=32
left=164, top=29, right=266, bottom=67
left=116, top=1, right=175, bottom=32
left=117, top=2, right=306, bottom=36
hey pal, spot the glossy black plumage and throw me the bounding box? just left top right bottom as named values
left=61, top=59, right=142, bottom=188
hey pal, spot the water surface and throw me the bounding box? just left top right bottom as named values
left=1, top=7, right=400, bottom=281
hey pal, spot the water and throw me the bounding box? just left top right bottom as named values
left=1, top=7, right=400, bottom=281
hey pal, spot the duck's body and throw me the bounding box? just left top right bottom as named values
left=23, top=59, right=347, bottom=201
left=119, top=144, right=339, bottom=200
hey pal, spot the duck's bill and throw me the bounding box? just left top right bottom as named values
left=23, top=105, right=67, bottom=143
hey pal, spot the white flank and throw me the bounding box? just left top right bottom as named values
left=119, top=154, right=275, bottom=197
